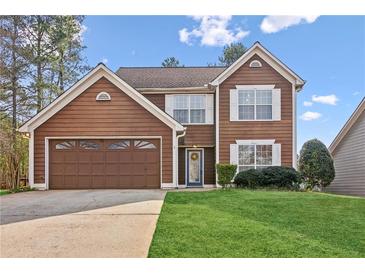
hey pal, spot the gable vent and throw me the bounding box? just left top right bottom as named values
left=249, top=60, right=262, bottom=68
left=96, top=91, right=111, bottom=101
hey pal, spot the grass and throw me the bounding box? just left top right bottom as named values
left=0, top=189, right=11, bottom=196
left=0, top=187, right=34, bottom=196
left=148, top=189, right=365, bottom=258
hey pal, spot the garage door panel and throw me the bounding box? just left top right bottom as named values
left=92, top=176, right=105, bottom=188
left=119, top=152, right=133, bottom=162
left=64, top=164, right=77, bottom=175
left=64, top=152, right=78, bottom=162
left=51, top=153, right=64, bottom=162
left=91, top=152, right=105, bottom=162
left=64, top=175, right=78, bottom=188
left=91, top=164, right=105, bottom=175
left=49, top=138, right=160, bottom=189
left=106, top=151, right=120, bottom=162
left=105, top=176, right=120, bottom=188
left=78, top=176, right=92, bottom=188
left=78, top=152, right=92, bottom=162
left=78, top=163, right=91, bottom=174
left=105, top=163, right=120, bottom=175
left=51, top=164, right=64, bottom=175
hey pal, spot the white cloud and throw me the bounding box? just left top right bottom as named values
left=101, top=58, right=108, bottom=64
left=300, top=111, right=322, bottom=121
left=303, top=101, right=313, bottom=107
left=260, top=16, right=319, bottom=34
left=179, top=16, right=250, bottom=47
left=312, top=94, right=339, bottom=105
left=352, top=91, right=361, bottom=96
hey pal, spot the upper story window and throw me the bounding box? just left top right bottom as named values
left=166, top=94, right=214, bottom=125
left=230, top=85, right=281, bottom=121
left=238, top=89, right=272, bottom=120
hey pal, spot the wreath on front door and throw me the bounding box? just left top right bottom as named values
left=191, top=152, right=198, bottom=161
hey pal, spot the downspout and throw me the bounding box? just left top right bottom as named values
left=175, top=128, right=187, bottom=188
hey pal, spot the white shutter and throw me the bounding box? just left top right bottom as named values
left=230, top=89, right=238, bottom=121
left=272, top=143, right=281, bottom=166
left=165, top=95, right=174, bottom=117
left=206, top=94, right=214, bottom=124
left=272, top=88, right=281, bottom=121
left=230, top=144, right=238, bottom=165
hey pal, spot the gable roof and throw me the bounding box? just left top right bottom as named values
left=329, top=97, right=365, bottom=153
left=210, top=42, right=305, bottom=90
left=18, top=64, right=185, bottom=132
left=116, top=67, right=226, bottom=89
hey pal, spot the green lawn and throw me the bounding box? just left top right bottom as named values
left=0, top=189, right=11, bottom=196
left=148, top=190, right=365, bottom=258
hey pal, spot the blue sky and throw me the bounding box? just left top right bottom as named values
left=83, top=16, right=365, bottom=151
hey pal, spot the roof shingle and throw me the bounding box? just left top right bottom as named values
left=115, top=67, right=226, bottom=89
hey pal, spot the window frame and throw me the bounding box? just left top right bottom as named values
left=238, top=143, right=273, bottom=171
left=172, top=94, right=207, bottom=125
left=237, top=88, right=273, bottom=121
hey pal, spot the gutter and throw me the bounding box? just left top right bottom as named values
left=175, top=127, right=187, bottom=188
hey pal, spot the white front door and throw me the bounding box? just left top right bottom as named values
left=187, top=150, right=203, bottom=187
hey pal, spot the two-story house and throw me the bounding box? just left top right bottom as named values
left=19, top=42, right=305, bottom=190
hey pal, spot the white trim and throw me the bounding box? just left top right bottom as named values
left=28, top=130, right=34, bottom=188
left=169, top=94, right=213, bottom=125
left=236, top=139, right=275, bottom=145
left=215, top=85, right=219, bottom=187
left=236, top=85, right=275, bottom=90
left=19, top=64, right=184, bottom=132
left=161, top=183, right=175, bottom=189
left=292, top=84, right=297, bottom=169
left=210, top=42, right=305, bottom=88
left=43, top=136, right=164, bottom=190
left=235, top=140, right=278, bottom=171
left=234, top=86, right=277, bottom=121
left=185, top=148, right=204, bottom=187
left=96, top=91, right=111, bottom=101
left=329, top=97, right=365, bottom=153
left=172, top=128, right=178, bottom=188
left=249, top=60, right=262, bottom=68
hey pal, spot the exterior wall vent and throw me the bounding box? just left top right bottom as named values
left=96, top=91, right=111, bottom=101
left=249, top=60, right=262, bottom=68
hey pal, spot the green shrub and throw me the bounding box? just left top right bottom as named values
left=298, top=138, right=335, bottom=190
left=261, top=166, right=301, bottom=189
left=216, top=163, right=237, bottom=189
left=234, top=168, right=264, bottom=189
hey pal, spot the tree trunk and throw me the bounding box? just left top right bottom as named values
left=10, top=17, right=19, bottom=189
left=36, top=19, right=43, bottom=113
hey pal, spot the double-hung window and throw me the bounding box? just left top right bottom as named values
left=238, top=144, right=272, bottom=172
left=238, top=89, right=272, bottom=120
left=173, top=95, right=206, bottom=124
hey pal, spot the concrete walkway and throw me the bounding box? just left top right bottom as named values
left=0, top=190, right=165, bottom=258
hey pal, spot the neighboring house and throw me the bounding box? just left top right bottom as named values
left=19, top=42, right=305, bottom=190
left=326, top=98, right=365, bottom=196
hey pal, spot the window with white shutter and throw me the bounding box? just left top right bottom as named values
left=232, top=140, right=281, bottom=172
left=230, top=85, right=281, bottom=121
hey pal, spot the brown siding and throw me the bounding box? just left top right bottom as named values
left=34, top=77, right=173, bottom=185
left=144, top=93, right=215, bottom=146
left=143, top=94, right=165, bottom=110
left=219, top=54, right=293, bottom=166
left=178, top=147, right=215, bottom=185
left=180, top=125, right=215, bottom=146
left=325, top=110, right=365, bottom=196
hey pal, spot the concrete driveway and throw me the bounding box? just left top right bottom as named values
left=0, top=189, right=166, bottom=258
